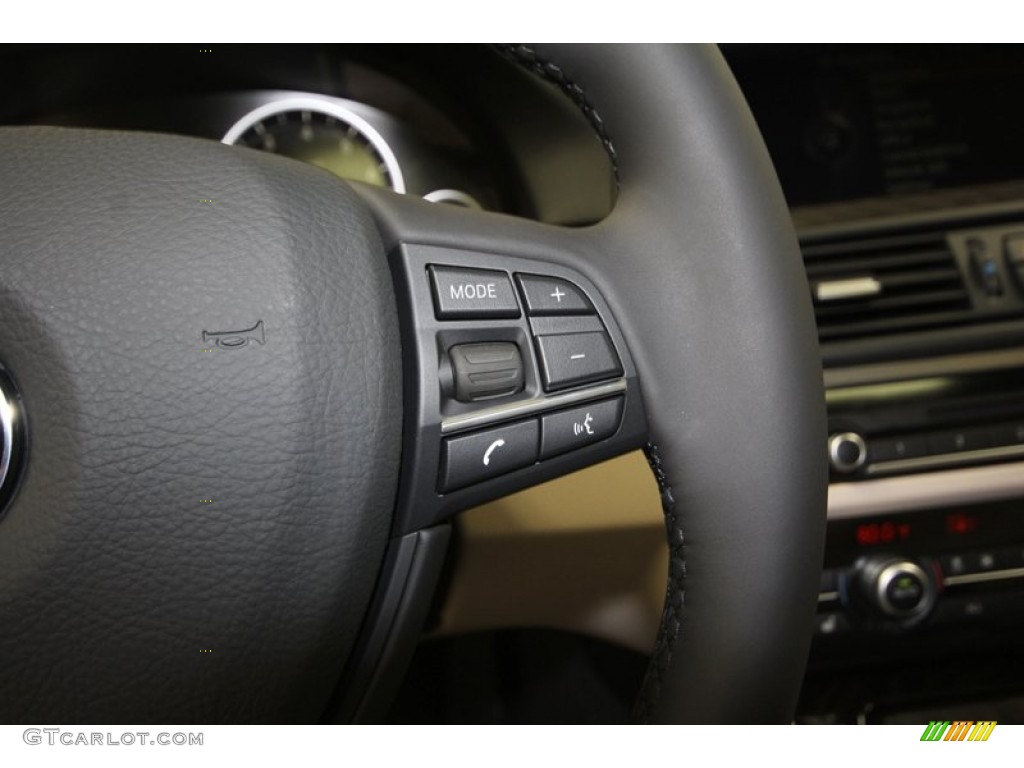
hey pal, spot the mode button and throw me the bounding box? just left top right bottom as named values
left=429, top=265, right=520, bottom=320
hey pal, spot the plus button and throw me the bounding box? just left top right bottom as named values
left=550, top=287, right=566, bottom=302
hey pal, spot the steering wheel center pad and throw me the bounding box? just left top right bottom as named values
left=0, top=127, right=402, bottom=722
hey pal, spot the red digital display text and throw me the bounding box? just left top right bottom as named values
left=856, top=520, right=912, bottom=546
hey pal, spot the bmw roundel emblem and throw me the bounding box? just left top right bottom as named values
left=0, top=365, right=25, bottom=517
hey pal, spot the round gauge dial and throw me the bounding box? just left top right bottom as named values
left=222, top=98, right=405, bottom=192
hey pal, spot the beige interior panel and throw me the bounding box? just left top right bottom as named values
left=436, top=442, right=1013, bottom=652
left=433, top=451, right=668, bottom=654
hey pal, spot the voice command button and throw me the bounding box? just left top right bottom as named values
left=539, top=397, right=624, bottom=459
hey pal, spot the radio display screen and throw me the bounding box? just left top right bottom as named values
left=724, top=45, right=1024, bottom=208
left=826, top=500, right=1024, bottom=567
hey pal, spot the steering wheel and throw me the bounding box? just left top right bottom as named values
left=0, top=44, right=826, bottom=724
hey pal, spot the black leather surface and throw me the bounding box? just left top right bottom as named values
left=357, top=44, right=828, bottom=723
left=536, top=45, right=828, bottom=723
left=0, top=128, right=402, bottom=722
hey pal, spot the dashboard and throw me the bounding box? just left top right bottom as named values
left=2, top=44, right=614, bottom=226
left=5, top=43, right=1024, bottom=724
left=742, top=44, right=1024, bottom=725
left=440, top=44, right=1024, bottom=724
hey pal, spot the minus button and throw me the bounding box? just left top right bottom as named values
left=534, top=331, right=623, bottom=391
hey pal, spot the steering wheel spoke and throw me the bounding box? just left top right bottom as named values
left=357, top=195, right=651, bottom=535
left=356, top=42, right=828, bottom=724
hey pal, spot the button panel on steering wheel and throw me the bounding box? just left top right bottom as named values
left=389, top=243, right=647, bottom=534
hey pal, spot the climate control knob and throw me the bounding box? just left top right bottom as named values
left=828, top=431, right=867, bottom=474
left=856, top=556, right=937, bottom=622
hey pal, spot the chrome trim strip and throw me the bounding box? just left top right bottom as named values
left=795, top=197, right=1024, bottom=242
left=866, top=444, right=1024, bottom=476
left=945, top=566, right=1024, bottom=587
left=0, top=390, right=13, bottom=492
left=441, top=379, right=627, bottom=435
left=816, top=276, right=882, bottom=302
left=824, top=347, right=1024, bottom=389
left=828, top=461, right=1024, bottom=520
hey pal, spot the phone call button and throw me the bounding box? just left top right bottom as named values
left=439, top=419, right=539, bottom=493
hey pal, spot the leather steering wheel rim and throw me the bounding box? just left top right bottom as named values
left=0, top=44, right=826, bottom=724
left=561, top=43, right=828, bottom=723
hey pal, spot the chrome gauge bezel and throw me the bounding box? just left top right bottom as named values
left=423, top=188, right=483, bottom=209
left=221, top=95, right=406, bottom=194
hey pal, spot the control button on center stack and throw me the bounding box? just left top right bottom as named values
left=828, top=432, right=866, bottom=473
left=991, top=421, right=1024, bottom=447
left=928, top=427, right=990, bottom=455
left=869, top=435, right=929, bottom=463
left=1005, top=234, right=1024, bottom=292
left=440, top=419, right=539, bottom=492
left=968, top=237, right=1003, bottom=297
left=872, top=560, right=933, bottom=619
left=885, top=571, right=926, bottom=612
left=941, top=553, right=972, bottom=577
left=535, top=332, right=623, bottom=391
left=540, top=397, right=623, bottom=459
left=429, top=265, right=520, bottom=320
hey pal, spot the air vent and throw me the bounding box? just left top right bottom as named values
left=804, top=231, right=972, bottom=343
